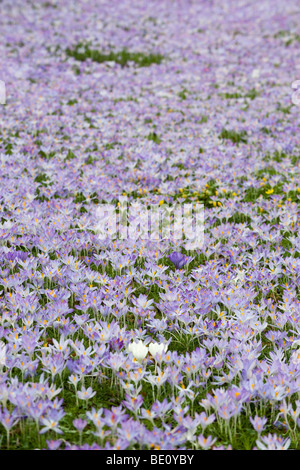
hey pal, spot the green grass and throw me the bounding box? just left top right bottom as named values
left=0, top=138, right=14, bottom=155
left=245, top=88, right=260, bottom=100
left=147, top=132, right=162, bottom=144
left=178, top=88, right=189, bottom=100
left=200, top=115, right=208, bottom=123
left=65, top=44, right=165, bottom=67
left=219, top=128, right=248, bottom=145
left=220, top=92, right=243, bottom=99
left=273, top=30, right=300, bottom=46
left=219, top=88, right=259, bottom=101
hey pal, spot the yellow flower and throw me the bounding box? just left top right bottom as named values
left=266, top=188, right=274, bottom=194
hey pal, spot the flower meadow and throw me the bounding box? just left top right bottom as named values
left=1, top=0, right=300, bottom=451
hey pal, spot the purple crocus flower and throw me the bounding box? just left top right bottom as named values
left=109, top=337, right=124, bottom=351
left=73, top=418, right=88, bottom=432
left=168, top=252, right=189, bottom=269
left=46, top=439, right=63, bottom=450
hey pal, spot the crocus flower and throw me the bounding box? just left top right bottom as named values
left=249, top=415, right=267, bottom=435
left=73, top=418, right=88, bottom=432
left=148, top=342, right=168, bottom=358
left=46, top=440, right=63, bottom=450
left=77, top=386, right=96, bottom=401
left=0, top=341, right=6, bottom=372
left=256, top=434, right=291, bottom=450
left=127, top=340, right=148, bottom=363
left=0, top=406, right=19, bottom=448
left=40, top=417, right=64, bottom=435
left=73, top=418, right=88, bottom=446
left=168, top=252, right=189, bottom=269
left=197, top=434, right=217, bottom=450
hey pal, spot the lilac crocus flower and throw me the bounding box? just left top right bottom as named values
left=77, top=386, right=96, bottom=401
left=73, top=418, right=88, bottom=446
left=256, top=434, right=291, bottom=450
left=249, top=415, right=267, bottom=435
left=46, top=439, right=63, bottom=450
left=73, top=418, right=88, bottom=432
left=39, top=416, right=64, bottom=435
left=198, top=434, right=217, bottom=450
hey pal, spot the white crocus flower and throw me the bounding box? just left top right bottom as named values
left=148, top=342, right=168, bottom=358
left=0, top=340, right=7, bottom=372
left=292, top=339, right=300, bottom=349
left=128, top=340, right=148, bottom=363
